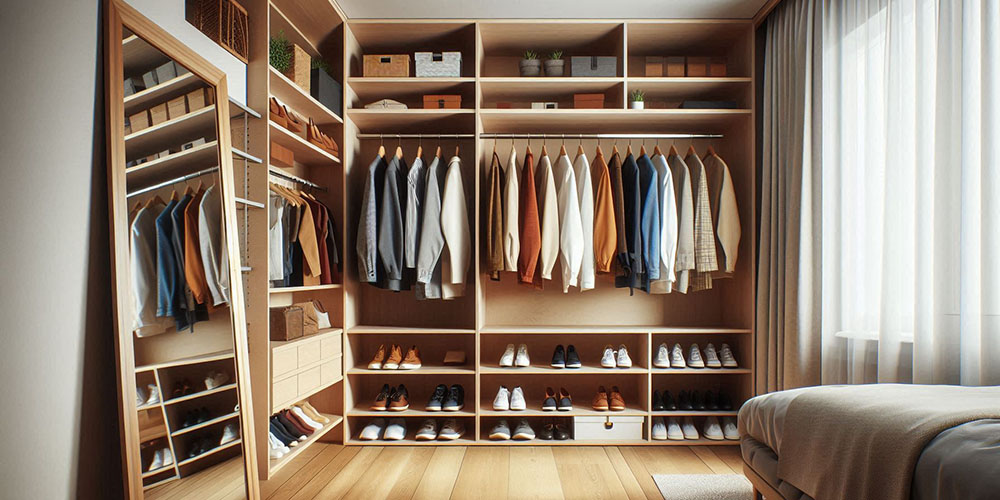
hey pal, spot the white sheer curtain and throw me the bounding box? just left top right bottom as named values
left=820, top=0, right=1000, bottom=385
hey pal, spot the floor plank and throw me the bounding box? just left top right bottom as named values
left=265, top=444, right=343, bottom=499
left=617, top=447, right=662, bottom=500
left=603, top=447, right=649, bottom=500
left=451, top=447, right=510, bottom=500
left=411, top=447, right=467, bottom=500
left=691, top=446, right=737, bottom=474
left=386, top=447, right=437, bottom=499
left=289, top=446, right=375, bottom=500
left=508, top=447, right=564, bottom=500
left=710, top=445, right=746, bottom=472
left=552, top=447, right=629, bottom=500
left=342, top=447, right=422, bottom=500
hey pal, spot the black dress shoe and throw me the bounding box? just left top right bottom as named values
left=553, top=424, right=570, bottom=440
left=565, top=345, right=581, bottom=368
left=719, top=392, right=733, bottom=411
left=692, top=391, right=706, bottom=411
left=678, top=391, right=693, bottom=410
left=551, top=345, right=566, bottom=368
left=705, top=391, right=718, bottom=410
left=182, top=411, right=198, bottom=428
left=652, top=390, right=665, bottom=411
left=664, top=390, right=677, bottom=411
left=539, top=424, right=554, bottom=440
left=197, top=407, right=210, bottom=423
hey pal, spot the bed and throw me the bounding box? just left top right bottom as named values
left=737, top=384, right=1000, bottom=500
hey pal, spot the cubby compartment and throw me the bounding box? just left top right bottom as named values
left=347, top=372, right=476, bottom=416
left=650, top=372, right=751, bottom=416
left=479, top=333, right=649, bottom=371
left=346, top=22, right=477, bottom=78
left=346, top=333, right=475, bottom=374
left=625, top=21, right=753, bottom=78
left=480, top=415, right=577, bottom=443
left=157, top=356, right=237, bottom=405
left=480, top=79, right=624, bottom=110
left=348, top=78, right=476, bottom=110
left=163, top=388, right=240, bottom=436
left=480, top=372, right=648, bottom=416
left=346, top=415, right=476, bottom=444
left=478, top=22, right=624, bottom=77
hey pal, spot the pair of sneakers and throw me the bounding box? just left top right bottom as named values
left=147, top=447, right=173, bottom=472
left=426, top=384, right=465, bottom=411
left=371, top=384, right=410, bottom=411
left=542, top=387, right=572, bottom=411
left=493, top=386, right=526, bottom=410
left=489, top=418, right=535, bottom=440
left=359, top=418, right=407, bottom=440
left=499, top=344, right=530, bottom=367
left=653, top=343, right=738, bottom=369
left=136, top=383, right=160, bottom=407
left=415, top=418, right=465, bottom=440
left=650, top=416, right=739, bottom=441
left=369, top=344, right=422, bottom=370
left=600, top=344, right=632, bottom=368
left=551, top=345, right=582, bottom=368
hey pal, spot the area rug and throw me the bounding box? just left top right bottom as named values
left=653, top=474, right=754, bottom=500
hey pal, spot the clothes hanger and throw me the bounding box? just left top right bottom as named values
left=541, top=135, right=548, bottom=157
left=626, top=138, right=633, bottom=156
left=377, top=133, right=386, bottom=158
left=686, top=144, right=697, bottom=156
left=169, top=189, right=178, bottom=201
left=653, top=140, right=662, bottom=156
left=596, top=135, right=603, bottom=157
left=559, top=134, right=567, bottom=157
left=394, top=136, right=403, bottom=159
left=639, top=137, right=646, bottom=157
left=454, top=139, right=460, bottom=158
left=576, top=134, right=585, bottom=157
left=705, top=145, right=717, bottom=158
left=435, top=134, right=442, bottom=158
left=416, top=136, right=423, bottom=159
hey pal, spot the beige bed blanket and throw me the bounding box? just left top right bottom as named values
left=778, top=384, right=1000, bottom=500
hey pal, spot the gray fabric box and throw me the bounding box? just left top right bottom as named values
left=155, top=61, right=177, bottom=84
left=415, top=52, right=462, bottom=77
left=571, top=56, right=617, bottom=77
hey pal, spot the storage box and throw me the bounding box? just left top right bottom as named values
left=187, top=88, right=207, bottom=110
left=574, top=416, right=645, bottom=441
left=129, top=110, right=150, bottom=132
left=182, top=137, right=207, bottom=151
left=415, top=51, right=462, bottom=77
left=531, top=102, right=558, bottom=109
left=155, top=61, right=177, bottom=84
left=174, top=61, right=190, bottom=76
left=363, top=54, right=410, bottom=77
left=709, top=57, right=728, bottom=77
left=686, top=56, right=710, bottom=77
left=141, top=70, right=158, bottom=89
left=571, top=56, right=617, bottom=77
left=645, top=56, right=664, bottom=77
left=310, top=68, right=343, bottom=117
left=269, top=305, right=304, bottom=341
left=167, top=96, right=187, bottom=119
left=423, top=94, right=462, bottom=109
left=666, top=56, right=686, bottom=77
left=574, top=93, right=605, bottom=109
left=123, top=77, right=144, bottom=97
left=149, top=103, right=168, bottom=125
left=270, top=141, right=294, bottom=168
left=284, top=43, right=311, bottom=93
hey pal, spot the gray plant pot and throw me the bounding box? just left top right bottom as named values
left=519, top=59, right=542, bottom=77
left=543, top=59, right=565, bottom=77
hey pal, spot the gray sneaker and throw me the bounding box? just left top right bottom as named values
left=512, top=419, right=535, bottom=440
left=489, top=419, right=511, bottom=440
left=438, top=419, right=465, bottom=440
left=415, top=419, right=438, bottom=441
left=703, top=343, right=722, bottom=368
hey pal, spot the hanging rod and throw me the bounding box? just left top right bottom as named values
left=127, top=166, right=219, bottom=198
left=478, top=133, right=723, bottom=139
left=268, top=166, right=327, bottom=191
left=355, top=133, right=475, bottom=139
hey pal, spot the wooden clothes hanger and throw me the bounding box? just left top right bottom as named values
left=377, top=134, right=386, bottom=158
left=169, top=190, right=179, bottom=201
left=416, top=137, right=423, bottom=159
left=704, top=145, right=717, bottom=158
left=653, top=144, right=663, bottom=156
left=686, top=144, right=697, bottom=156
left=626, top=138, right=633, bottom=156
left=668, top=144, right=679, bottom=156
left=394, top=137, right=403, bottom=159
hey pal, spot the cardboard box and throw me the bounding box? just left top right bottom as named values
left=363, top=54, right=410, bottom=77
left=423, top=94, right=462, bottom=109
left=686, top=57, right=710, bottom=77
left=645, top=56, right=664, bottom=77
left=129, top=110, right=150, bottom=133
left=573, top=93, right=605, bottom=109
left=709, top=57, right=728, bottom=77
left=187, top=88, right=206, bottom=110
left=123, top=77, right=144, bottom=97
left=270, top=141, right=294, bottom=168
left=174, top=61, right=190, bottom=76
left=167, top=96, right=187, bottom=119
left=149, top=103, right=168, bottom=125
left=666, top=56, right=686, bottom=77
left=531, top=102, right=559, bottom=109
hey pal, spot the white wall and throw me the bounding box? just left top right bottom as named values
left=125, top=0, right=248, bottom=105
left=0, top=1, right=123, bottom=498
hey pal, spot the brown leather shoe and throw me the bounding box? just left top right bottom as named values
left=383, top=344, right=403, bottom=369
left=282, top=105, right=304, bottom=133
left=370, top=384, right=391, bottom=411
left=400, top=345, right=422, bottom=370
left=389, top=384, right=409, bottom=411
left=268, top=97, right=286, bottom=127
left=368, top=344, right=386, bottom=369
left=592, top=385, right=610, bottom=411
left=609, top=386, right=626, bottom=411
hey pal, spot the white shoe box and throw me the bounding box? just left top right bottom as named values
left=573, top=416, right=645, bottom=441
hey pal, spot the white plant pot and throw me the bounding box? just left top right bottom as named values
left=630, top=101, right=645, bottom=109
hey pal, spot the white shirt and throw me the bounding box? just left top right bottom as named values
left=650, top=153, right=678, bottom=293
left=553, top=154, right=584, bottom=292
left=535, top=154, right=560, bottom=281
left=268, top=195, right=285, bottom=281
left=440, top=156, right=470, bottom=299
left=573, top=151, right=595, bottom=291
left=502, top=148, right=520, bottom=272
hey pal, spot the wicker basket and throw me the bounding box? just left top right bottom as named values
left=189, top=0, right=249, bottom=63
left=284, top=44, right=311, bottom=93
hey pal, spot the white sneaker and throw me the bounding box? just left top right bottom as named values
left=415, top=419, right=438, bottom=440
left=438, top=419, right=464, bottom=440
left=136, top=386, right=147, bottom=406
left=145, top=384, right=160, bottom=406
left=723, top=417, right=740, bottom=440
left=681, top=417, right=700, bottom=439
left=383, top=418, right=407, bottom=440
left=687, top=344, right=705, bottom=368
left=148, top=449, right=164, bottom=471
left=499, top=344, right=516, bottom=367
left=653, top=343, right=670, bottom=368
left=493, top=386, right=511, bottom=411
left=703, top=343, right=722, bottom=368
left=512, top=419, right=535, bottom=440
left=651, top=417, right=667, bottom=440
left=671, top=343, right=687, bottom=368
left=666, top=417, right=684, bottom=440
left=601, top=345, right=616, bottom=368
left=269, top=432, right=289, bottom=454
left=205, top=370, right=230, bottom=389
left=291, top=407, right=322, bottom=430
left=268, top=433, right=287, bottom=459
left=160, top=448, right=173, bottom=467
left=616, top=344, right=632, bottom=368
left=515, top=344, right=530, bottom=367
left=720, top=344, right=738, bottom=368
left=703, top=416, right=724, bottom=440
left=490, top=420, right=511, bottom=440
left=220, top=423, right=239, bottom=445
left=510, top=386, right=527, bottom=410
left=359, top=418, right=385, bottom=440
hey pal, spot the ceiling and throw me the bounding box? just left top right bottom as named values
left=337, top=0, right=772, bottom=20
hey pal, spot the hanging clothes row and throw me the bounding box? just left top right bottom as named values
left=356, top=142, right=470, bottom=300
left=268, top=183, right=341, bottom=288
left=129, top=182, right=230, bottom=337
left=487, top=140, right=740, bottom=295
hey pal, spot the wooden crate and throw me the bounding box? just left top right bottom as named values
left=686, top=57, right=710, bottom=77
left=284, top=44, right=311, bottom=93
left=423, top=94, right=462, bottom=109
left=363, top=55, right=410, bottom=77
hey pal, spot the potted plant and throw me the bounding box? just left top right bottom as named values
left=269, top=31, right=292, bottom=74
left=519, top=50, right=541, bottom=77
left=544, top=50, right=565, bottom=77
left=630, top=89, right=645, bottom=109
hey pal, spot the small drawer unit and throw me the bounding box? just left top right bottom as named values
left=414, top=51, right=462, bottom=77
left=270, top=329, right=342, bottom=412
left=573, top=416, right=645, bottom=441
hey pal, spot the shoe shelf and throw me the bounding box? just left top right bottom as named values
left=347, top=406, right=476, bottom=418
left=479, top=404, right=648, bottom=418
left=141, top=464, right=176, bottom=480
left=346, top=437, right=476, bottom=446
left=479, top=364, right=648, bottom=375
left=170, top=411, right=240, bottom=438
left=348, top=365, right=475, bottom=375
left=125, top=105, right=217, bottom=159
left=651, top=410, right=739, bottom=417
left=135, top=349, right=234, bottom=373
left=124, top=72, right=204, bottom=117
left=480, top=326, right=751, bottom=335
left=651, top=368, right=752, bottom=375
left=268, top=413, right=343, bottom=475
left=175, top=438, right=242, bottom=468
left=268, top=121, right=341, bottom=167
left=268, top=283, right=342, bottom=294
left=269, top=66, right=343, bottom=127
left=163, top=383, right=238, bottom=406
left=347, top=326, right=476, bottom=335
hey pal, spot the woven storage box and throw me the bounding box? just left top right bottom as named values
left=414, top=52, right=462, bottom=77
left=571, top=56, right=617, bottom=77
left=363, top=54, right=410, bottom=77
left=189, top=0, right=249, bottom=63
left=574, top=416, right=645, bottom=441
left=284, top=44, right=311, bottom=93
left=423, top=95, right=462, bottom=109
left=574, top=93, right=605, bottom=109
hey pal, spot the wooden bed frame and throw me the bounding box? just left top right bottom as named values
left=743, top=462, right=785, bottom=500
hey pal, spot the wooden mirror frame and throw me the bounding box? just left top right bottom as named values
left=103, top=0, right=259, bottom=497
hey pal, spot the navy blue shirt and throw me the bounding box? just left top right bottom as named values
left=615, top=153, right=643, bottom=293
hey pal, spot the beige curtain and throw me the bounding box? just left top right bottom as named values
left=756, top=0, right=824, bottom=393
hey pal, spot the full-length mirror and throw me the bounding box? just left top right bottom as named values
left=104, top=1, right=257, bottom=498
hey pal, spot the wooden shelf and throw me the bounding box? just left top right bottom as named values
left=480, top=77, right=624, bottom=104
left=651, top=368, right=751, bottom=375
left=269, top=414, right=343, bottom=474
left=125, top=105, right=217, bottom=159
left=142, top=474, right=179, bottom=490
left=268, top=121, right=341, bottom=167
left=347, top=437, right=476, bottom=446
left=480, top=326, right=751, bottom=335
left=479, top=403, right=647, bottom=417
left=626, top=77, right=751, bottom=92
left=479, top=108, right=750, bottom=133
left=346, top=109, right=475, bottom=134
left=269, top=329, right=344, bottom=349
left=480, top=437, right=650, bottom=446
left=141, top=465, right=176, bottom=479
left=124, top=140, right=219, bottom=190
left=124, top=72, right=203, bottom=116
left=348, top=365, right=474, bottom=376
left=268, top=283, right=342, bottom=294
left=651, top=411, right=739, bottom=417
left=135, top=349, right=234, bottom=372
left=347, top=406, right=476, bottom=417
left=176, top=438, right=242, bottom=467
left=163, top=383, right=238, bottom=406
left=269, top=66, right=342, bottom=126
left=348, top=77, right=475, bottom=107
left=347, top=326, right=476, bottom=335
left=123, top=34, right=170, bottom=76
left=170, top=411, right=240, bottom=437
left=479, top=364, right=648, bottom=375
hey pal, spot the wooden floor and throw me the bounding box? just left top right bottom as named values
left=260, top=443, right=745, bottom=500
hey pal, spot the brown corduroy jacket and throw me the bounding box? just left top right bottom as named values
left=517, top=148, right=541, bottom=284
left=486, top=152, right=504, bottom=280
left=591, top=148, right=617, bottom=274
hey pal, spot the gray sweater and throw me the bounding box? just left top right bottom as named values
left=415, top=156, right=445, bottom=299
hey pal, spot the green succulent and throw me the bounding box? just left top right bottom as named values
left=269, top=31, right=292, bottom=72
left=548, top=50, right=564, bottom=60
left=522, top=50, right=539, bottom=60
left=630, top=89, right=646, bottom=101
left=312, top=57, right=333, bottom=76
